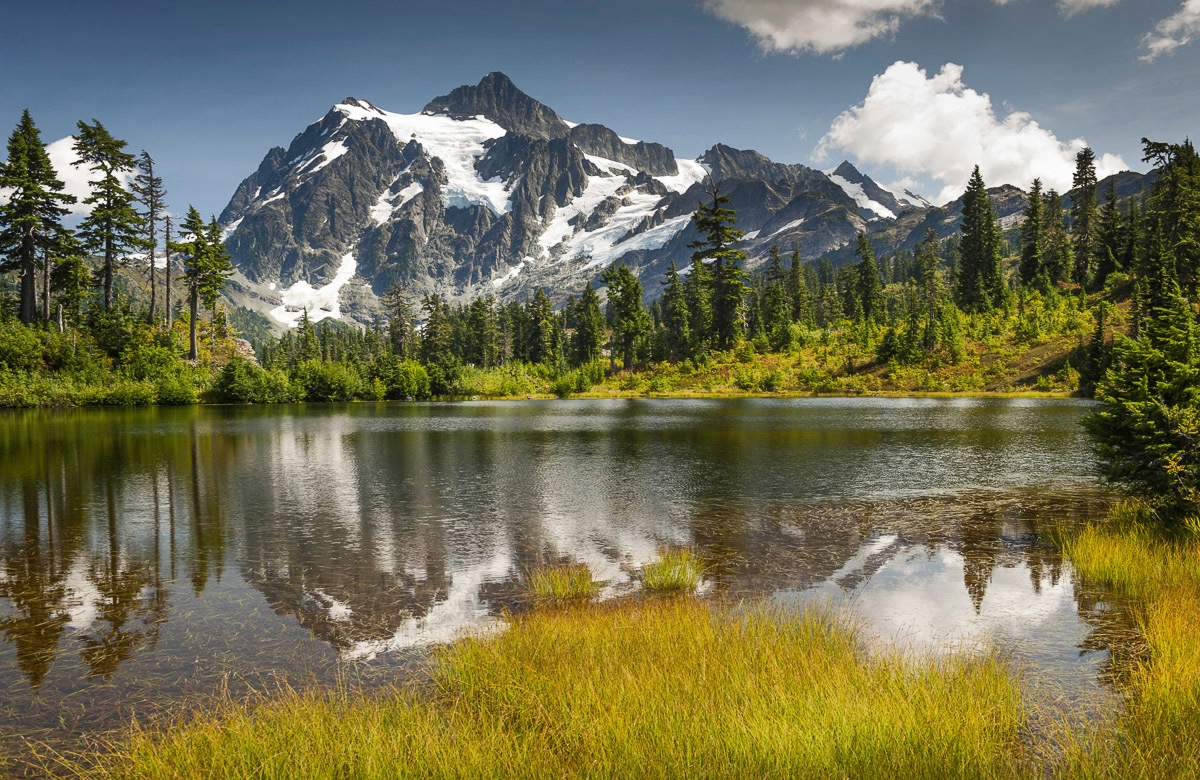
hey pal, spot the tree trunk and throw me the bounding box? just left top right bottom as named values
left=41, top=249, right=50, bottom=322
left=189, top=284, right=199, bottom=361
left=19, top=234, right=36, bottom=325
left=164, top=221, right=172, bottom=328
left=148, top=246, right=156, bottom=325
left=104, top=233, right=114, bottom=310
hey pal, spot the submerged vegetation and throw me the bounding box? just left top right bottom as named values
left=638, top=549, right=704, bottom=593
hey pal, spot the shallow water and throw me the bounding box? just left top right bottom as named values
left=0, top=398, right=1124, bottom=771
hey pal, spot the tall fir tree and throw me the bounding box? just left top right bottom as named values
left=689, top=188, right=747, bottom=350
left=854, top=233, right=883, bottom=323
left=132, top=151, right=167, bottom=324
left=382, top=284, right=417, bottom=359
left=1018, top=178, right=1044, bottom=288
left=956, top=166, right=1005, bottom=312
left=1040, top=189, right=1073, bottom=286
left=1094, top=180, right=1123, bottom=287
left=658, top=262, right=691, bottom=361
left=600, top=264, right=651, bottom=370
left=570, top=282, right=606, bottom=366
left=1070, top=147, right=1099, bottom=287
left=762, top=245, right=792, bottom=350
left=73, top=120, right=143, bottom=310
left=1141, top=138, right=1200, bottom=298
left=0, top=110, right=75, bottom=325
left=786, top=248, right=812, bottom=326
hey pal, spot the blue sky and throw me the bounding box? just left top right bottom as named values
left=3, top=0, right=1198, bottom=213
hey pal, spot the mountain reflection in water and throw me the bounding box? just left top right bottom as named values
left=0, top=399, right=1125, bottom=766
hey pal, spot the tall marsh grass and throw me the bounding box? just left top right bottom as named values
left=64, top=599, right=1026, bottom=779
left=523, top=563, right=600, bottom=603
left=1058, top=501, right=1200, bottom=777
left=639, top=548, right=704, bottom=593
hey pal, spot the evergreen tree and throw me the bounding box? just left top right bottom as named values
left=570, top=282, right=606, bottom=366
left=419, top=293, right=452, bottom=366
left=1084, top=245, right=1200, bottom=518
left=132, top=151, right=167, bottom=324
left=382, top=284, right=417, bottom=359
left=465, top=295, right=499, bottom=367
left=1018, top=178, right=1044, bottom=288
left=0, top=110, right=75, bottom=325
left=74, top=120, right=143, bottom=310
left=1094, top=179, right=1123, bottom=287
left=600, top=264, right=650, bottom=370
left=762, top=245, right=792, bottom=350
left=956, top=166, right=1005, bottom=312
left=200, top=217, right=233, bottom=326
left=786, top=248, right=811, bottom=326
left=689, top=188, right=747, bottom=350
left=658, top=262, right=691, bottom=361
left=1040, top=189, right=1073, bottom=286
left=916, top=229, right=942, bottom=351
left=50, top=232, right=91, bottom=328
left=684, top=255, right=713, bottom=355
left=854, top=233, right=883, bottom=323
left=1070, top=147, right=1099, bottom=287
left=526, top=289, right=557, bottom=365
left=1141, top=138, right=1200, bottom=297
left=169, top=207, right=207, bottom=361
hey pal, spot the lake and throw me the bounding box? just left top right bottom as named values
left=0, top=398, right=1123, bottom=772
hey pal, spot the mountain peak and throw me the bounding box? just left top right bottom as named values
left=422, top=72, right=570, bottom=139
left=832, top=161, right=865, bottom=183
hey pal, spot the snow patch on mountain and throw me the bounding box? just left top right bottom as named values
left=657, top=158, right=710, bottom=194
left=335, top=101, right=511, bottom=214
left=828, top=174, right=897, bottom=220
left=370, top=181, right=424, bottom=225
left=270, top=252, right=358, bottom=327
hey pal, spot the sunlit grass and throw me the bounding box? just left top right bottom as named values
left=639, top=548, right=703, bottom=593
left=523, top=562, right=600, bottom=603
left=1057, top=501, right=1200, bottom=778
left=62, top=598, right=1027, bottom=779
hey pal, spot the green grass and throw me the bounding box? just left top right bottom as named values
left=639, top=549, right=704, bottom=593
left=1056, top=502, right=1200, bottom=778
left=523, top=563, right=601, bottom=603
left=61, top=598, right=1027, bottom=779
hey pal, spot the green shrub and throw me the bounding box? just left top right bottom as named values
left=156, top=374, right=199, bottom=405
left=212, top=358, right=294, bottom=404
left=374, top=356, right=431, bottom=399
left=293, top=360, right=362, bottom=402
left=0, top=320, right=43, bottom=372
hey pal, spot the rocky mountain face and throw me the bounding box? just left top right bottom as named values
left=219, top=73, right=930, bottom=329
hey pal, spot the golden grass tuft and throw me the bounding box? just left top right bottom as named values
left=523, top=562, right=600, bottom=603
left=639, top=548, right=704, bottom=593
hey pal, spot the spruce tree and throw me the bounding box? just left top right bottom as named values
left=133, top=151, right=167, bottom=324
left=419, top=294, right=452, bottom=366
left=1141, top=138, right=1200, bottom=298
left=684, top=255, right=713, bottom=355
left=200, top=216, right=233, bottom=326
left=0, top=110, right=75, bottom=325
left=1094, top=179, right=1123, bottom=287
left=659, top=262, right=691, bottom=361
left=571, top=282, right=606, bottom=366
left=169, top=207, right=208, bottom=360
left=786, top=248, right=811, bottom=326
left=1040, top=190, right=1073, bottom=286
left=1070, top=147, right=1099, bottom=287
left=382, top=284, right=417, bottom=359
left=854, top=234, right=883, bottom=323
left=600, top=264, right=650, bottom=370
left=763, top=245, right=792, bottom=350
left=74, top=120, right=143, bottom=310
left=689, top=188, right=747, bottom=350
left=1018, top=178, right=1044, bottom=288
left=956, top=166, right=1005, bottom=312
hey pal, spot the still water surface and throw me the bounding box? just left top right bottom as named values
left=0, top=398, right=1122, bottom=768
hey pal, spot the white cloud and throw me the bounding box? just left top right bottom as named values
left=1, top=137, right=133, bottom=216
left=1057, top=0, right=1121, bottom=17
left=705, top=0, right=939, bottom=55
left=1141, top=0, right=1200, bottom=61
left=816, top=61, right=1128, bottom=204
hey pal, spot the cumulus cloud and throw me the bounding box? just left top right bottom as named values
left=1057, top=0, right=1122, bottom=17
left=1141, top=0, right=1200, bottom=61
left=816, top=61, right=1128, bottom=204
left=704, top=0, right=939, bottom=55
left=45, top=137, right=103, bottom=215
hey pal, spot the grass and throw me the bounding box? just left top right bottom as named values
left=1056, top=502, right=1200, bottom=778
left=61, top=598, right=1027, bottom=779
left=639, top=549, right=704, bottom=593
left=523, top=562, right=601, bottom=603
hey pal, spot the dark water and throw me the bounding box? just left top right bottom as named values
left=0, top=398, right=1124, bottom=770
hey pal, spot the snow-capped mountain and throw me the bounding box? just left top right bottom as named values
left=219, top=73, right=928, bottom=328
